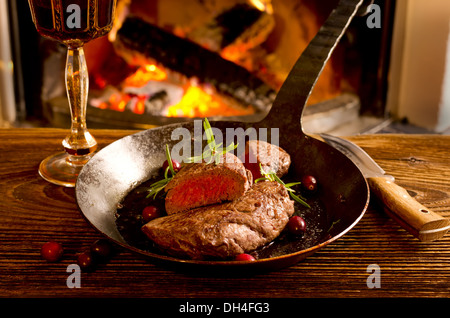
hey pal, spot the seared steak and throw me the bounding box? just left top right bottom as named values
left=164, top=152, right=252, bottom=215
left=142, top=181, right=295, bottom=260
left=242, top=140, right=291, bottom=180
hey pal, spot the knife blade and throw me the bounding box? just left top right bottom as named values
left=318, top=133, right=450, bottom=241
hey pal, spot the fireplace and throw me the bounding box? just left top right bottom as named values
left=3, top=0, right=396, bottom=132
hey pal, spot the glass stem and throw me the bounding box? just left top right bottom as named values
left=63, top=46, right=97, bottom=165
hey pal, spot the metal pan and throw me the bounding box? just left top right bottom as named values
left=76, top=0, right=369, bottom=273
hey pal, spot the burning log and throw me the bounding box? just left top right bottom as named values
left=187, top=2, right=275, bottom=57
left=113, top=16, right=276, bottom=113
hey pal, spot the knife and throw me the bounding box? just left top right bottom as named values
left=318, top=133, right=450, bottom=241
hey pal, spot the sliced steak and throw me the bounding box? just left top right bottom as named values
left=164, top=152, right=252, bottom=215
left=242, top=140, right=291, bottom=180
left=142, top=181, right=294, bottom=260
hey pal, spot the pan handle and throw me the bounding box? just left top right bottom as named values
left=259, top=0, right=364, bottom=135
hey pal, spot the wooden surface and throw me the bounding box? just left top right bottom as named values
left=1, top=128, right=450, bottom=299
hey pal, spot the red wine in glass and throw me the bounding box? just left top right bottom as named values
left=28, top=0, right=117, bottom=187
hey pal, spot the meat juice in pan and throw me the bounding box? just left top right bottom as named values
left=115, top=175, right=328, bottom=260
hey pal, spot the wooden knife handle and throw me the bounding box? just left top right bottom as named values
left=367, top=177, right=450, bottom=241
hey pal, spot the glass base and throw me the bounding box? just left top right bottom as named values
left=38, top=151, right=93, bottom=187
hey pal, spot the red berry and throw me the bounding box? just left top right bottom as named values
left=142, top=205, right=162, bottom=222
left=41, top=241, right=63, bottom=262
left=77, top=251, right=96, bottom=272
left=234, top=253, right=256, bottom=261
left=288, top=216, right=306, bottom=235
left=162, top=159, right=181, bottom=173
left=90, top=239, right=113, bottom=259
left=302, top=175, right=317, bottom=192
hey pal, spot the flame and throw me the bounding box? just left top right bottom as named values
left=98, top=63, right=254, bottom=118
left=124, top=64, right=167, bottom=86
left=166, top=84, right=253, bottom=118
left=248, top=0, right=273, bottom=14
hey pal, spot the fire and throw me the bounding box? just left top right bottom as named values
left=98, top=93, right=129, bottom=112
left=248, top=0, right=273, bottom=14
left=124, top=64, right=167, bottom=86
left=96, top=63, right=254, bottom=118
left=167, top=85, right=254, bottom=118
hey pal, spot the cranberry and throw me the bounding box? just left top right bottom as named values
left=90, top=239, right=113, bottom=259
left=162, top=159, right=181, bottom=173
left=142, top=205, right=162, bottom=222
left=41, top=241, right=64, bottom=262
left=302, top=175, right=317, bottom=192
left=77, top=251, right=96, bottom=272
left=288, top=216, right=306, bottom=236
left=234, top=253, right=256, bottom=261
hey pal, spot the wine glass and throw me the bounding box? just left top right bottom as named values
left=28, top=0, right=117, bottom=187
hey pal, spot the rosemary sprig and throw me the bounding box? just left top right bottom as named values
left=146, top=144, right=176, bottom=199
left=186, top=118, right=238, bottom=164
left=255, top=164, right=311, bottom=208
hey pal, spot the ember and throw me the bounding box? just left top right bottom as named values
left=91, top=63, right=255, bottom=118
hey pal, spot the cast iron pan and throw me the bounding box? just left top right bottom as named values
left=76, top=0, right=370, bottom=273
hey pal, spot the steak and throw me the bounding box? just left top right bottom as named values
left=242, top=140, right=291, bottom=180
left=142, top=181, right=295, bottom=260
left=164, top=152, right=252, bottom=215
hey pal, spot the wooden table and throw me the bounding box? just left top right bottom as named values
left=1, top=128, right=449, bottom=302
